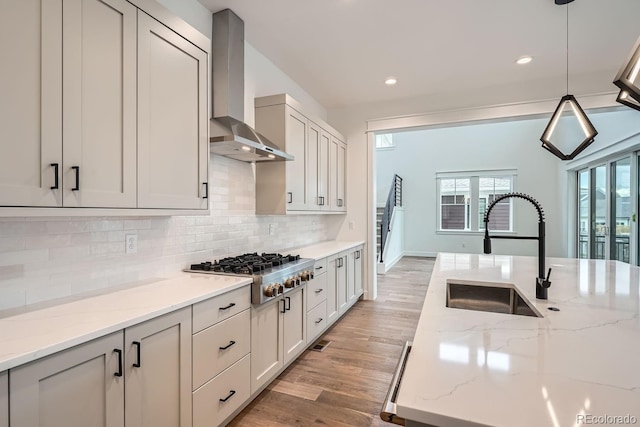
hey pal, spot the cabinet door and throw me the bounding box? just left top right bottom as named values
left=137, top=11, right=208, bottom=209
left=337, top=254, right=348, bottom=314
left=10, top=332, right=124, bottom=427
left=62, top=0, right=137, bottom=207
left=319, top=130, right=331, bottom=211
left=285, top=107, right=308, bottom=210
left=283, top=287, right=306, bottom=364
left=337, top=141, right=347, bottom=211
left=354, top=247, right=364, bottom=300
left=307, top=121, right=321, bottom=209
left=328, top=137, right=338, bottom=211
left=326, top=256, right=339, bottom=324
left=251, top=298, right=284, bottom=394
left=0, top=0, right=62, bottom=207
left=347, top=249, right=356, bottom=305
left=0, top=371, right=7, bottom=427
left=124, top=307, right=192, bottom=427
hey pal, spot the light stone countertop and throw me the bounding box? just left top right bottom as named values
left=397, top=253, right=640, bottom=427
left=0, top=273, right=251, bottom=372
left=295, top=240, right=365, bottom=260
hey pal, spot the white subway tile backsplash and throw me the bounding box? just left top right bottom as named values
left=0, top=154, right=338, bottom=311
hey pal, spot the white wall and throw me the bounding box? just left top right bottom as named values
left=376, top=118, right=562, bottom=257
left=0, top=0, right=337, bottom=311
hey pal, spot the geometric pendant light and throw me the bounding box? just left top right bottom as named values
left=613, top=35, right=640, bottom=111
left=540, top=0, right=598, bottom=160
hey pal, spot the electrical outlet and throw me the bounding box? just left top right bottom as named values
left=461, top=242, right=466, bottom=248
left=126, top=234, right=138, bottom=254
left=269, top=224, right=276, bottom=235
left=348, top=221, right=355, bottom=230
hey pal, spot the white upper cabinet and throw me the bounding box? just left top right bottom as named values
left=0, top=0, right=62, bottom=207
left=0, top=0, right=209, bottom=214
left=137, top=11, right=208, bottom=210
left=254, top=94, right=347, bottom=214
left=63, top=0, right=137, bottom=208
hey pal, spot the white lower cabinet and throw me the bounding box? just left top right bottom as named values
left=10, top=332, right=125, bottom=427
left=251, top=287, right=306, bottom=394
left=9, top=308, right=192, bottom=427
left=192, top=309, right=250, bottom=390
left=347, top=245, right=364, bottom=305
left=193, top=355, right=250, bottom=427
left=124, top=307, right=192, bottom=427
left=307, top=300, right=327, bottom=343
left=0, top=371, right=6, bottom=427
left=328, top=252, right=349, bottom=321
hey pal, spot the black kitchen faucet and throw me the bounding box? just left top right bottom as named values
left=483, top=192, right=552, bottom=300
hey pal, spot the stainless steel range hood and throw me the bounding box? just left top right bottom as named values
left=210, top=9, right=293, bottom=162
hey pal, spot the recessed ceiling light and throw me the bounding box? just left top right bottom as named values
left=516, top=56, right=533, bottom=65
left=241, top=146, right=251, bottom=151
left=384, top=77, right=397, bottom=85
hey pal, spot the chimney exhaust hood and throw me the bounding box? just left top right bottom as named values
left=210, top=9, right=293, bottom=162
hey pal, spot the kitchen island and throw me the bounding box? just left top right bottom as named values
left=397, top=253, right=640, bottom=427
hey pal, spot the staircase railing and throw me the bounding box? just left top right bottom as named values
left=380, top=174, right=403, bottom=262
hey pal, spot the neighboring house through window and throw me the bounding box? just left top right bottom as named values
left=437, top=170, right=516, bottom=232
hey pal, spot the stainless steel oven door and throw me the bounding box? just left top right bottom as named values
left=380, top=340, right=412, bottom=425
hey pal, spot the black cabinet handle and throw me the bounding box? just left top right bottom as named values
left=315, top=318, right=323, bottom=324
left=71, top=166, right=80, bottom=191
left=338, top=198, right=343, bottom=207
left=133, top=341, right=141, bottom=368
left=203, top=182, right=208, bottom=199
left=287, top=192, right=293, bottom=204
left=315, top=266, right=323, bottom=270
left=219, top=302, right=236, bottom=311
left=114, top=349, right=123, bottom=377
left=285, top=296, right=291, bottom=311
left=319, top=196, right=325, bottom=206
left=219, top=390, right=236, bottom=402
left=315, top=288, right=323, bottom=294
left=219, top=340, right=236, bottom=350
left=280, top=299, right=286, bottom=313
left=50, top=163, right=59, bottom=190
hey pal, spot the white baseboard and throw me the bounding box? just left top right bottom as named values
left=403, top=251, right=438, bottom=258
left=377, top=251, right=404, bottom=274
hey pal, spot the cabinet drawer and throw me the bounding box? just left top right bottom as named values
left=313, top=257, right=327, bottom=274
left=193, top=286, right=250, bottom=333
left=306, top=300, right=327, bottom=344
left=193, top=354, right=250, bottom=427
left=193, top=309, right=250, bottom=390
left=306, top=272, right=327, bottom=311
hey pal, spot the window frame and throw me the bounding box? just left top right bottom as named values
left=436, top=169, right=517, bottom=235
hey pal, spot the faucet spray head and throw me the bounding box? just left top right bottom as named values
left=483, top=227, right=491, bottom=254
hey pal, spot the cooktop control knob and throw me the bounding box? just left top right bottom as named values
left=284, top=277, right=295, bottom=288
left=275, top=283, right=284, bottom=294
left=264, top=285, right=276, bottom=297
left=300, top=271, right=310, bottom=281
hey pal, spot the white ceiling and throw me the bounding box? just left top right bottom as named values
left=198, top=0, right=640, bottom=110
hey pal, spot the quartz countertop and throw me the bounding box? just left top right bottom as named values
left=397, top=253, right=640, bottom=427
left=295, top=240, right=365, bottom=260
left=0, top=274, right=251, bottom=372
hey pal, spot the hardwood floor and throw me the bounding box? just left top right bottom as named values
left=228, top=256, right=435, bottom=427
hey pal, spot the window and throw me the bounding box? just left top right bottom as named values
left=437, top=170, right=516, bottom=232
left=375, top=133, right=395, bottom=149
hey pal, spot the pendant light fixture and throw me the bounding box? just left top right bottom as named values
left=613, top=35, right=640, bottom=111
left=540, top=0, right=598, bottom=161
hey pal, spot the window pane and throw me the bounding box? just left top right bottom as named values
left=440, top=178, right=470, bottom=230
left=478, top=176, right=512, bottom=231
left=578, top=170, right=589, bottom=258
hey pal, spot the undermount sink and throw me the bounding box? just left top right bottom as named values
left=446, top=280, right=543, bottom=318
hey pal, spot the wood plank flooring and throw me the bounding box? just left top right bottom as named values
left=227, top=256, right=435, bottom=427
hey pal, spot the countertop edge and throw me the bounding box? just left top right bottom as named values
left=0, top=275, right=252, bottom=372
left=295, top=240, right=365, bottom=260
